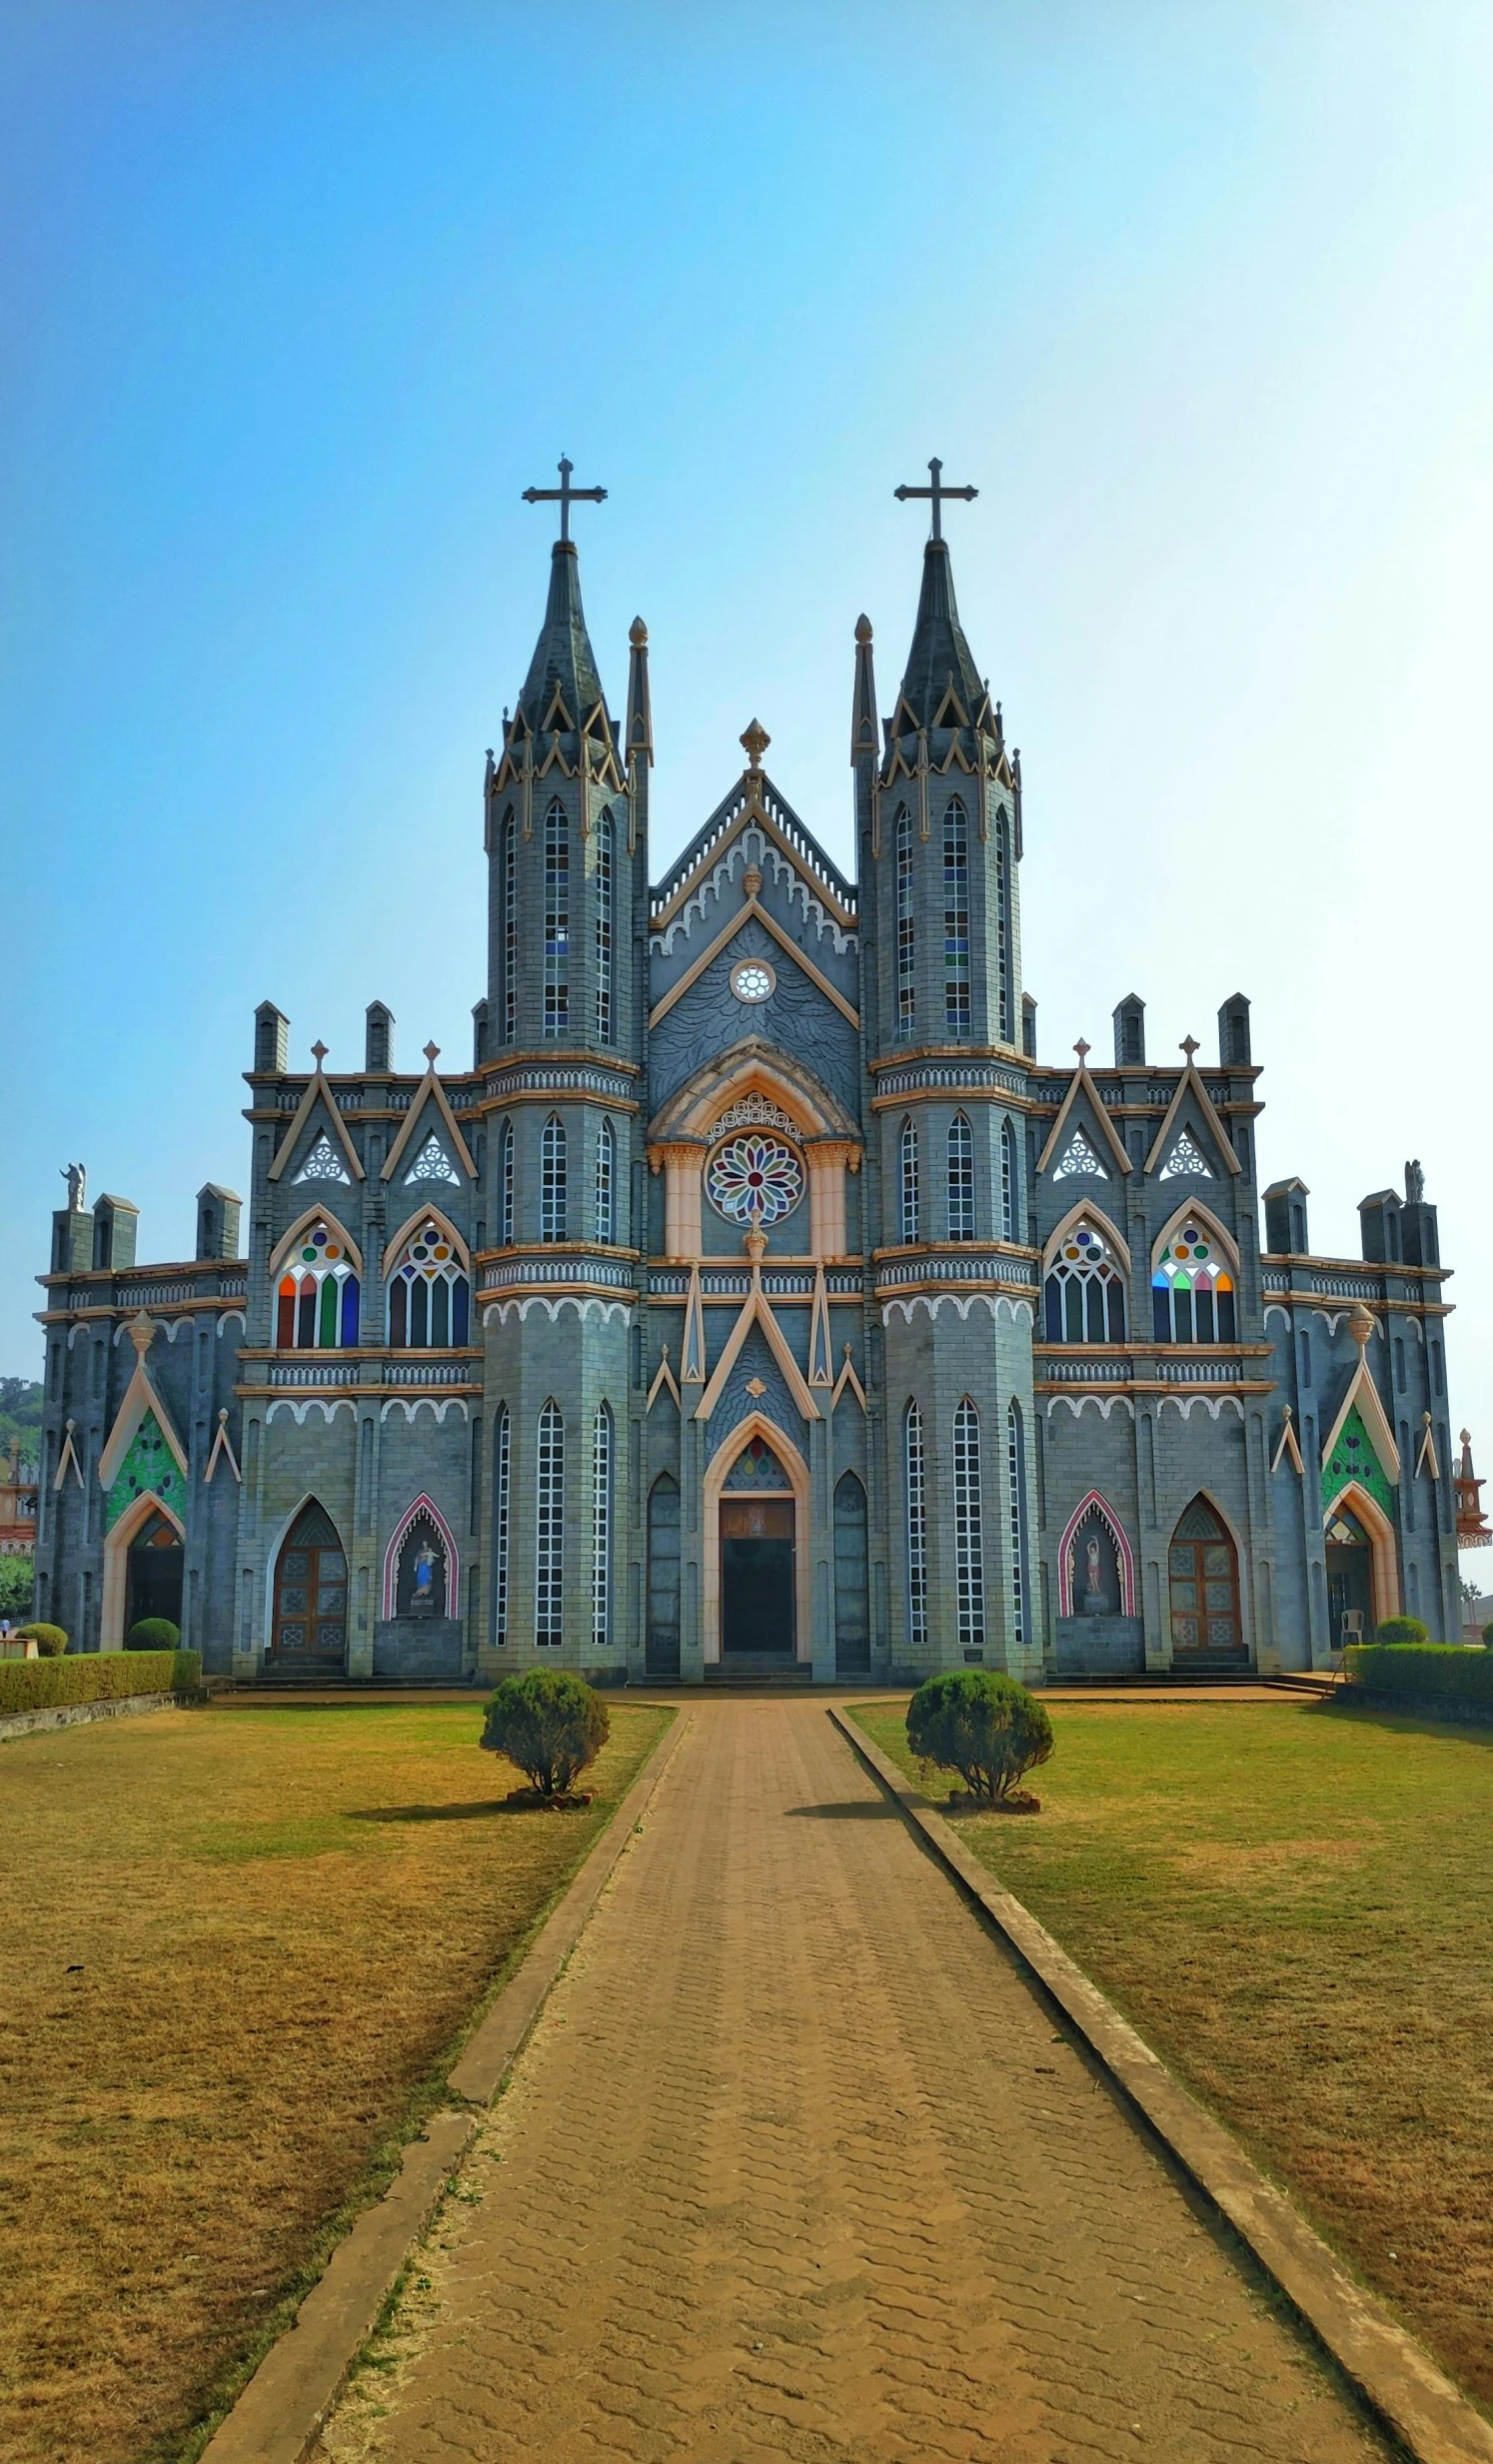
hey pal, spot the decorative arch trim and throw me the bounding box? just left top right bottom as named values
left=1055, top=1488, right=1136, bottom=1617
left=702, top=1411, right=811, bottom=1666
left=381, top=1492, right=462, bottom=1621
left=1321, top=1478, right=1400, bottom=1625
left=1150, top=1198, right=1241, bottom=1278
left=1043, top=1201, right=1131, bottom=1276
left=649, top=1035, right=858, bottom=1146
left=381, top=1204, right=471, bottom=1280
left=101, top=1487, right=186, bottom=1652
left=270, top=1206, right=364, bottom=1280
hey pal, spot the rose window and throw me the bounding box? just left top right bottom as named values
left=707, top=1132, right=803, bottom=1227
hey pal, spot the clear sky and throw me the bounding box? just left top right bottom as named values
left=4, top=3, right=1492, bottom=1565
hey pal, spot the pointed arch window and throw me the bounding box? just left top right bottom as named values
left=276, top=1222, right=360, bottom=1350
left=544, top=798, right=569, bottom=1036
left=541, top=1115, right=568, bottom=1242
left=947, top=1113, right=974, bottom=1241
left=499, top=1117, right=515, bottom=1246
left=899, top=1118, right=919, bottom=1245
left=995, top=809, right=1012, bottom=1044
left=592, top=1402, right=613, bottom=1650
left=492, top=1406, right=511, bottom=1647
left=536, top=1400, right=564, bottom=1647
left=388, top=1219, right=470, bottom=1348
left=999, top=1115, right=1017, bottom=1241
left=1007, top=1400, right=1028, bottom=1654
left=895, top=804, right=915, bottom=1040
left=595, top=810, right=614, bottom=1044
left=1045, top=1220, right=1126, bottom=1343
left=953, top=1398, right=985, bottom=1653
left=596, top=1117, right=616, bottom=1245
left=903, top=1400, right=928, bottom=1647
left=1152, top=1221, right=1236, bottom=1344
left=943, top=797, right=970, bottom=1035
left=503, top=813, right=519, bottom=1043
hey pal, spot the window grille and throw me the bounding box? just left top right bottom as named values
left=544, top=799, right=569, bottom=1035
left=595, top=812, right=614, bottom=1044
left=943, top=799, right=969, bottom=1035
left=1006, top=1399, right=1027, bottom=1653
left=1045, top=1221, right=1127, bottom=1343
left=500, top=1118, right=514, bottom=1246
left=592, top=1403, right=613, bottom=1650
left=1000, top=1115, right=1016, bottom=1241
left=899, top=1118, right=919, bottom=1245
left=947, top=1113, right=974, bottom=1241
left=493, top=1407, right=511, bottom=1646
left=904, top=1401, right=928, bottom=1647
left=953, top=1397, right=985, bottom=1652
left=504, top=817, right=519, bottom=1043
left=597, top=1117, right=616, bottom=1245
left=536, top=1400, right=564, bottom=1647
left=542, top=1115, right=568, bottom=1243
left=387, top=1219, right=468, bottom=1347
left=895, top=805, right=915, bottom=1039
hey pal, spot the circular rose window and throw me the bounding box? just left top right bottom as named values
left=707, top=1132, right=803, bottom=1226
left=731, top=958, right=775, bottom=1004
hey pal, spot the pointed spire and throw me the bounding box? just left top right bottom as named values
left=626, top=616, right=653, bottom=765
left=894, top=538, right=986, bottom=733
left=850, top=614, right=877, bottom=768
left=517, top=540, right=609, bottom=731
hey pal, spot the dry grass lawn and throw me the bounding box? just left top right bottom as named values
left=854, top=1697, right=1493, bottom=2411
left=0, top=1696, right=671, bottom=2464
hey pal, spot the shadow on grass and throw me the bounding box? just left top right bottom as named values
left=1315, top=1698, right=1493, bottom=1750
left=783, top=1800, right=899, bottom=1821
left=350, top=1801, right=532, bottom=1825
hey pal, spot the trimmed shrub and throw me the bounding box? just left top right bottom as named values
left=1482, top=1622, right=1493, bottom=1650
left=905, top=1669, right=1054, bottom=1803
left=480, top=1670, right=610, bottom=1798
left=1374, top=1615, right=1430, bottom=1647
left=16, top=1624, right=67, bottom=1658
left=127, top=1618, right=181, bottom=1651
left=1344, top=1643, right=1493, bottom=1712
left=0, top=1649, right=201, bottom=1720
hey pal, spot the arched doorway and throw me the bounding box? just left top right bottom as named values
left=271, top=1501, right=348, bottom=1671
left=720, top=1434, right=794, bottom=1663
left=833, top=1472, right=870, bottom=1676
left=1167, top=1497, right=1246, bottom=1666
left=126, top=1509, right=184, bottom=1636
left=1325, top=1503, right=1375, bottom=1647
left=646, top=1476, right=681, bottom=1678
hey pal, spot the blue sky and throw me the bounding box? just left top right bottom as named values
left=4, top=2, right=1493, bottom=1539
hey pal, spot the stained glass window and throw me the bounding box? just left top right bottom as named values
left=1044, top=1220, right=1127, bottom=1343
left=536, top=1399, right=564, bottom=1647
left=953, top=1398, right=985, bottom=1652
left=706, top=1132, right=803, bottom=1227
left=387, top=1219, right=470, bottom=1349
left=500, top=1117, right=514, bottom=1246
left=544, top=798, right=569, bottom=1036
left=903, top=1401, right=927, bottom=1646
left=943, top=798, right=969, bottom=1035
left=895, top=804, right=915, bottom=1040
left=899, top=1118, right=919, bottom=1245
left=947, top=1113, right=974, bottom=1241
left=493, top=1406, right=511, bottom=1647
left=1000, top=1115, right=1017, bottom=1241
left=1152, top=1222, right=1236, bottom=1344
left=592, top=1402, right=613, bottom=1650
left=596, top=1116, right=616, bottom=1244
left=276, top=1222, right=360, bottom=1351
left=595, top=811, right=614, bottom=1044
left=542, top=1115, right=568, bottom=1242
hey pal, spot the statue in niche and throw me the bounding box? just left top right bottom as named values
left=1082, top=1535, right=1106, bottom=1615
left=1074, top=1519, right=1117, bottom=1616
left=397, top=1522, right=447, bottom=1620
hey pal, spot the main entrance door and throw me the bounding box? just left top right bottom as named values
left=721, top=1497, right=794, bottom=1658
left=1325, top=1504, right=1375, bottom=1648
left=1167, top=1497, right=1246, bottom=1666
left=271, top=1501, right=348, bottom=1672
left=126, top=1511, right=184, bottom=1636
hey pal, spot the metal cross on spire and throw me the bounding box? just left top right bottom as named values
left=522, top=456, right=608, bottom=544
left=893, top=457, right=977, bottom=542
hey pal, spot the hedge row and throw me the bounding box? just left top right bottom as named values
left=1343, top=1643, right=1493, bottom=1707
left=0, top=1650, right=201, bottom=1719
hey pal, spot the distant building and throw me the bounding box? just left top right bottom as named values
left=0, top=1438, right=37, bottom=1558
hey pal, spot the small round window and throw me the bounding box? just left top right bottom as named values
left=731, top=959, right=775, bottom=1004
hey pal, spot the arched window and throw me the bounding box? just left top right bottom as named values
left=388, top=1219, right=470, bottom=1348
left=833, top=1471, right=870, bottom=1676
left=394, top=1507, right=449, bottom=1619
left=647, top=1474, right=681, bottom=1677
left=542, top=1115, right=567, bottom=1242
left=903, top=1400, right=927, bottom=1647
left=536, top=1400, right=564, bottom=1647
left=544, top=797, right=569, bottom=1035
left=592, top=1402, right=613, bottom=1650
left=595, top=811, right=614, bottom=1044
left=953, top=1398, right=985, bottom=1653
left=1152, top=1221, right=1236, bottom=1344
left=999, top=1115, right=1017, bottom=1241
left=499, top=1117, right=515, bottom=1246
left=895, top=804, right=914, bottom=1039
left=1006, top=1400, right=1028, bottom=1654
left=943, top=798, right=969, bottom=1034
left=276, top=1222, right=360, bottom=1350
left=947, top=1113, right=974, bottom=1242
left=503, top=814, right=519, bottom=1043
left=1045, top=1220, right=1126, bottom=1343
left=899, top=1118, right=919, bottom=1245
left=492, top=1407, right=511, bottom=1648
left=596, top=1117, right=616, bottom=1245
left=995, top=807, right=1012, bottom=1044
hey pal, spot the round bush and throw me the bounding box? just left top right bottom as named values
left=480, top=1669, right=610, bottom=1798
left=16, top=1623, right=67, bottom=1658
left=1481, top=1621, right=1493, bottom=1650
left=905, top=1669, right=1053, bottom=1804
left=126, top=1619, right=181, bottom=1651
left=1374, top=1615, right=1430, bottom=1647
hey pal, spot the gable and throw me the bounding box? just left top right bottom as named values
left=649, top=927, right=860, bottom=1124
left=1322, top=1402, right=1396, bottom=1521
left=106, top=1408, right=187, bottom=1533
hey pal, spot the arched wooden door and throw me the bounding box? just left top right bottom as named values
left=271, top=1502, right=348, bottom=1669
left=126, top=1510, right=184, bottom=1635
left=1167, top=1498, right=1245, bottom=1665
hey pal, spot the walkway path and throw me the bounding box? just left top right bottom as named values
left=318, top=1702, right=1388, bottom=2464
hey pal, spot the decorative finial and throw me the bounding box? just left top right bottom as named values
left=854, top=614, right=872, bottom=642
left=424, top=1041, right=440, bottom=1066
left=218, top=1407, right=229, bottom=1424
left=311, top=1040, right=328, bottom=1066
left=521, top=456, right=607, bottom=546
left=893, top=457, right=978, bottom=543
left=1180, top=1035, right=1199, bottom=1060
left=1461, top=1427, right=1472, bottom=1447
left=630, top=616, right=648, bottom=646
left=741, top=718, right=769, bottom=773
left=128, top=1309, right=154, bottom=1359
left=1282, top=1402, right=1294, bottom=1420
left=744, top=1226, right=768, bottom=1262
left=1424, top=1409, right=1434, bottom=1425
left=1347, top=1301, right=1377, bottom=1352
left=1073, top=1038, right=1090, bottom=1062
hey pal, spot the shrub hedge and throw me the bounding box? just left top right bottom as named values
left=1373, top=1615, right=1430, bottom=1646
left=127, top=1618, right=181, bottom=1650
left=1344, top=1643, right=1493, bottom=1710
left=905, top=1668, right=1054, bottom=1802
left=17, top=1623, right=68, bottom=1657
left=480, top=1668, right=609, bottom=1796
left=0, top=1649, right=201, bottom=1719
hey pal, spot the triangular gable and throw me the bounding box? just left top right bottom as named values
left=53, top=1422, right=85, bottom=1491
left=681, top=1265, right=707, bottom=1385
left=808, top=1268, right=833, bottom=1387
left=1321, top=1359, right=1400, bottom=1518
left=647, top=1345, right=682, bottom=1414
left=649, top=891, right=859, bottom=1032
left=99, top=1318, right=190, bottom=1496
left=382, top=1055, right=477, bottom=1185
left=1145, top=1058, right=1240, bottom=1178
left=695, top=1274, right=820, bottom=1424
left=268, top=1054, right=365, bottom=1185
left=650, top=771, right=857, bottom=939
left=1270, top=1408, right=1304, bottom=1476
left=1035, top=1056, right=1131, bottom=1180
left=831, top=1344, right=867, bottom=1413
left=204, top=1409, right=242, bottom=1486
left=1416, top=1417, right=1441, bottom=1482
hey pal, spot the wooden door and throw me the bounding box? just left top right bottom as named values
left=272, top=1502, right=348, bottom=1661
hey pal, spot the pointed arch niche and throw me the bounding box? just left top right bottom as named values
left=1323, top=1479, right=1399, bottom=1633
left=1055, top=1489, right=1136, bottom=1618
left=101, top=1488, right=186, bottom=1652
left=648, top=1043, right=860, bottom=1262
left=702, top=1412, right=811, bottom=1666
left=381, top=1492, right=462, bottom=1622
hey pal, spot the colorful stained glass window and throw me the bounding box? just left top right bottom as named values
left=706, top=1132, right=803, bottom=1228
left=387, top=1219, right=470, bottom=1349
left=895, top=804, right=915, bottom=1040
left=943, top=798, right=969, bottom=1035
left=1152, top=1221, right=1236, bottom=1344
left=276, top=1222, right=360, bottom=1351
left=1044, top=1220, right=1127, bottom=1344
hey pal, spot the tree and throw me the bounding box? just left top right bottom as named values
left=480, top=1670, right=609, bottom=1799
left=905, top=1669, right=1053, bottom=1804
left=0, top=1556, right=33, bottom=1619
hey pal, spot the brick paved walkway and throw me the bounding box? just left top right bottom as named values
left=318, top=1703, right=1389, bottom=2464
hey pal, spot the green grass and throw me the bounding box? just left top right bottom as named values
left=853, top=1696, right=1493, bottom=2410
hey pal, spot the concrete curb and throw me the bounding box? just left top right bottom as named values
left=0, top=1689, right=179, bottom=1742
left=831, top=1705, right=1493, bottom=2464
left=201, top=1706, right=690, bottom=2464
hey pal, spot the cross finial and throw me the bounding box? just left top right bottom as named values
left=893, top=456, right=978, bottom=542
left=1073, top=1038, right=1090, bottom=1062
left=1180, top=1035, right=1199, bottom=1060
left=311, top=1040, right=328, bottom=1066
left=424, top=1040, right=440, bottom=1067
left=522, top=455, right=608, bottom=545
left=741, top=718, right=769, bottom=773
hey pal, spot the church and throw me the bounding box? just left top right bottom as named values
left=32, top=465, right=1468, bottom=1683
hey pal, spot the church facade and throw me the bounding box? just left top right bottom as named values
left=32, top=491, right=1467, bottom=1683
